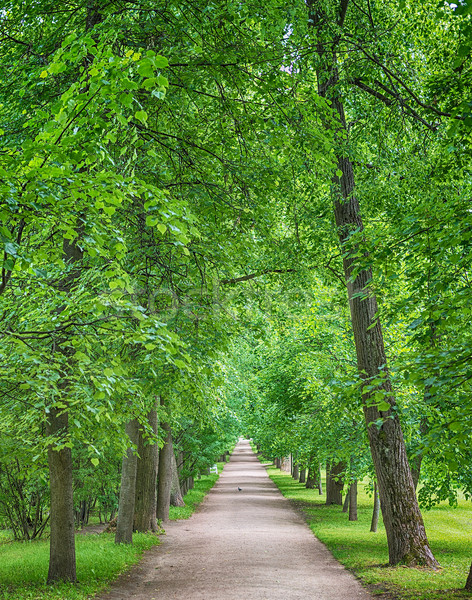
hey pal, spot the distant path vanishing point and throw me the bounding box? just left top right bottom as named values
left=96, top=439, right=372, bottom=600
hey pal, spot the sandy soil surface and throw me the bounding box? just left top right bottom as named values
left=95, top=439, right=372, bottom=600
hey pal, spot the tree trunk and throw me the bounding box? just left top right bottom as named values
left=156, top=402, right=173, bottom=522
left=170, top=451, right=185, bottom=507
left=349, top=480, right=358, bottom=521
left=134, top=406, right=159, bottom=533
left=465, top=562, right=472, bottom=590
left=46, top=407, right=76, bottom=583
left=326, top=462, right=344, bottom=505
left=306, top=465, right=315, bottom=489
left=308, top=0, right=439, bottom=568
left=115, top=419, right=139, bottom=544
left=370, top=481, right=380, bottom=533
left=299, top=468, right=306, bottom=484
left=342, top=489, right=350, bottom=513
left=275, top=457, right=281, bottom=469
left=292, top=463, right=300, bottom=480
left=317, top=463, right=323, bottom=494
left=47, top=235, right=84, bottom=583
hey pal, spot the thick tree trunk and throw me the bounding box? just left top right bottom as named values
left=134, top=406, right=159, bottom=533
left=115, top=419, right=139, bottom=544
left=349, top=481, right=358, bottom=521
left=275, top=457, right=281, bottom=469
left=156, top=407, right=173, bottom=522
left=370, top=481, right=380, bottom=532
left=308, top=0, right=438, bottom=568
left=46, top=407, right=76, bottom=583
left=170, top=451, right=185, bottom=507
left=326, top=462, right=344, bottom=505
left=292, top=463, right=300, bottom=480
left=306, top=464, right=315, bottom=489
left=299, top=468, right=306, bottom=484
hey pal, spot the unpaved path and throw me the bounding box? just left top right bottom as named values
left=96, top=439, right=372, bottom=600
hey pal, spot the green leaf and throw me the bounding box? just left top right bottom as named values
left=135, top=110, right=148, bottom=124
left=91, top=458, right=99, bottom=467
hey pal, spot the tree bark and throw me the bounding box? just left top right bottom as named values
left=275, top=457, right=282, bottom=469
left=308, top=0, right=438, bottom=568
left=156, top=401, right=173, bottom=522
left=326, top=462, right=344, bottom=505
left=292, top=463, right=300, bottom=480
left=342, top=489, right=350, bottom=513
left=349, top=480, right=358, bottom=521
left=370, top=481, right=380, bottom=533
left=170, top=451, right=185, bottom=507
left=46, top=407, right=76, bottom=583
left=465, top=562, right=472, bottom=591
left=299, top=468, right=306, bottom=484
left=134, top=406, right=159, bottom=532
left=47, top=235, right=83, bottom=583
left=115, top=419, right=139, bottom=544
left=306, top=464, right=315, bottom=489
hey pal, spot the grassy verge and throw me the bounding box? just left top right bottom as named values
left=0, top=532, right=157, bottom=600
left=0, top=460, right=226, bottom=600
left=265, top=464, right=472, bottom=600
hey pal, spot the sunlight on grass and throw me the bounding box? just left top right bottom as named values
left=0, top=461, right=224, bottom=600
left=266, top=465, right=472, bottom=600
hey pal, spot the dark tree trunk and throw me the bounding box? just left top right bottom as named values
left=370, top=481, right=380, bottom=533
left=306, top=465, right=315, bottom=489
left=46, top=407, right=76, bottom=583
left=299, top=468, right=306, bottom=484
left=308, top=0, right=438, bottom=568
left=115, top=419, right=139, bottom=544
left=156, top=402, right=173, bottom=522
left=342, top=489, right=350, bottom=513
left=134, top=406, right=159, bottom=533
left=47, top=235, right=84, bottom=583
left=292, top=463, right=300, bottom=480
left=170, top=451, right=185, bottom=507
left=326, top=462, right=344, bottom=505
left=349, top=481, right=358, bottom=521
left=275, top=458, right=281, bottom=469
left=465, top=562, right=472, bottom=590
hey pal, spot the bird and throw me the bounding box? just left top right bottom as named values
left=237, top=487, right=242, bottom=491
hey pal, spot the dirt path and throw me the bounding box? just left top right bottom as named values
left=96, top=440, right=372, bottom=600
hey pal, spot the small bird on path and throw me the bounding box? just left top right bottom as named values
left=238, top=486, right=242, bottom=491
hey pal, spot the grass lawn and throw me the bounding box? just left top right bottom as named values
left=266, top=464, right=472, bottom=600
left=0, top=463, right=224, bottom=600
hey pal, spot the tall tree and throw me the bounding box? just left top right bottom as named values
left=306, top=0, right=438, bottom=568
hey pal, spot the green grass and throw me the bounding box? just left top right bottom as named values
left=0, top=532, right=158, bottom=600
left=266, top=464, right=472, bottom=600
left=0, top=461, right=224, bottom=600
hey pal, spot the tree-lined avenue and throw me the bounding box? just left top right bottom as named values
left=97, top=440, right=371, bottom=600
